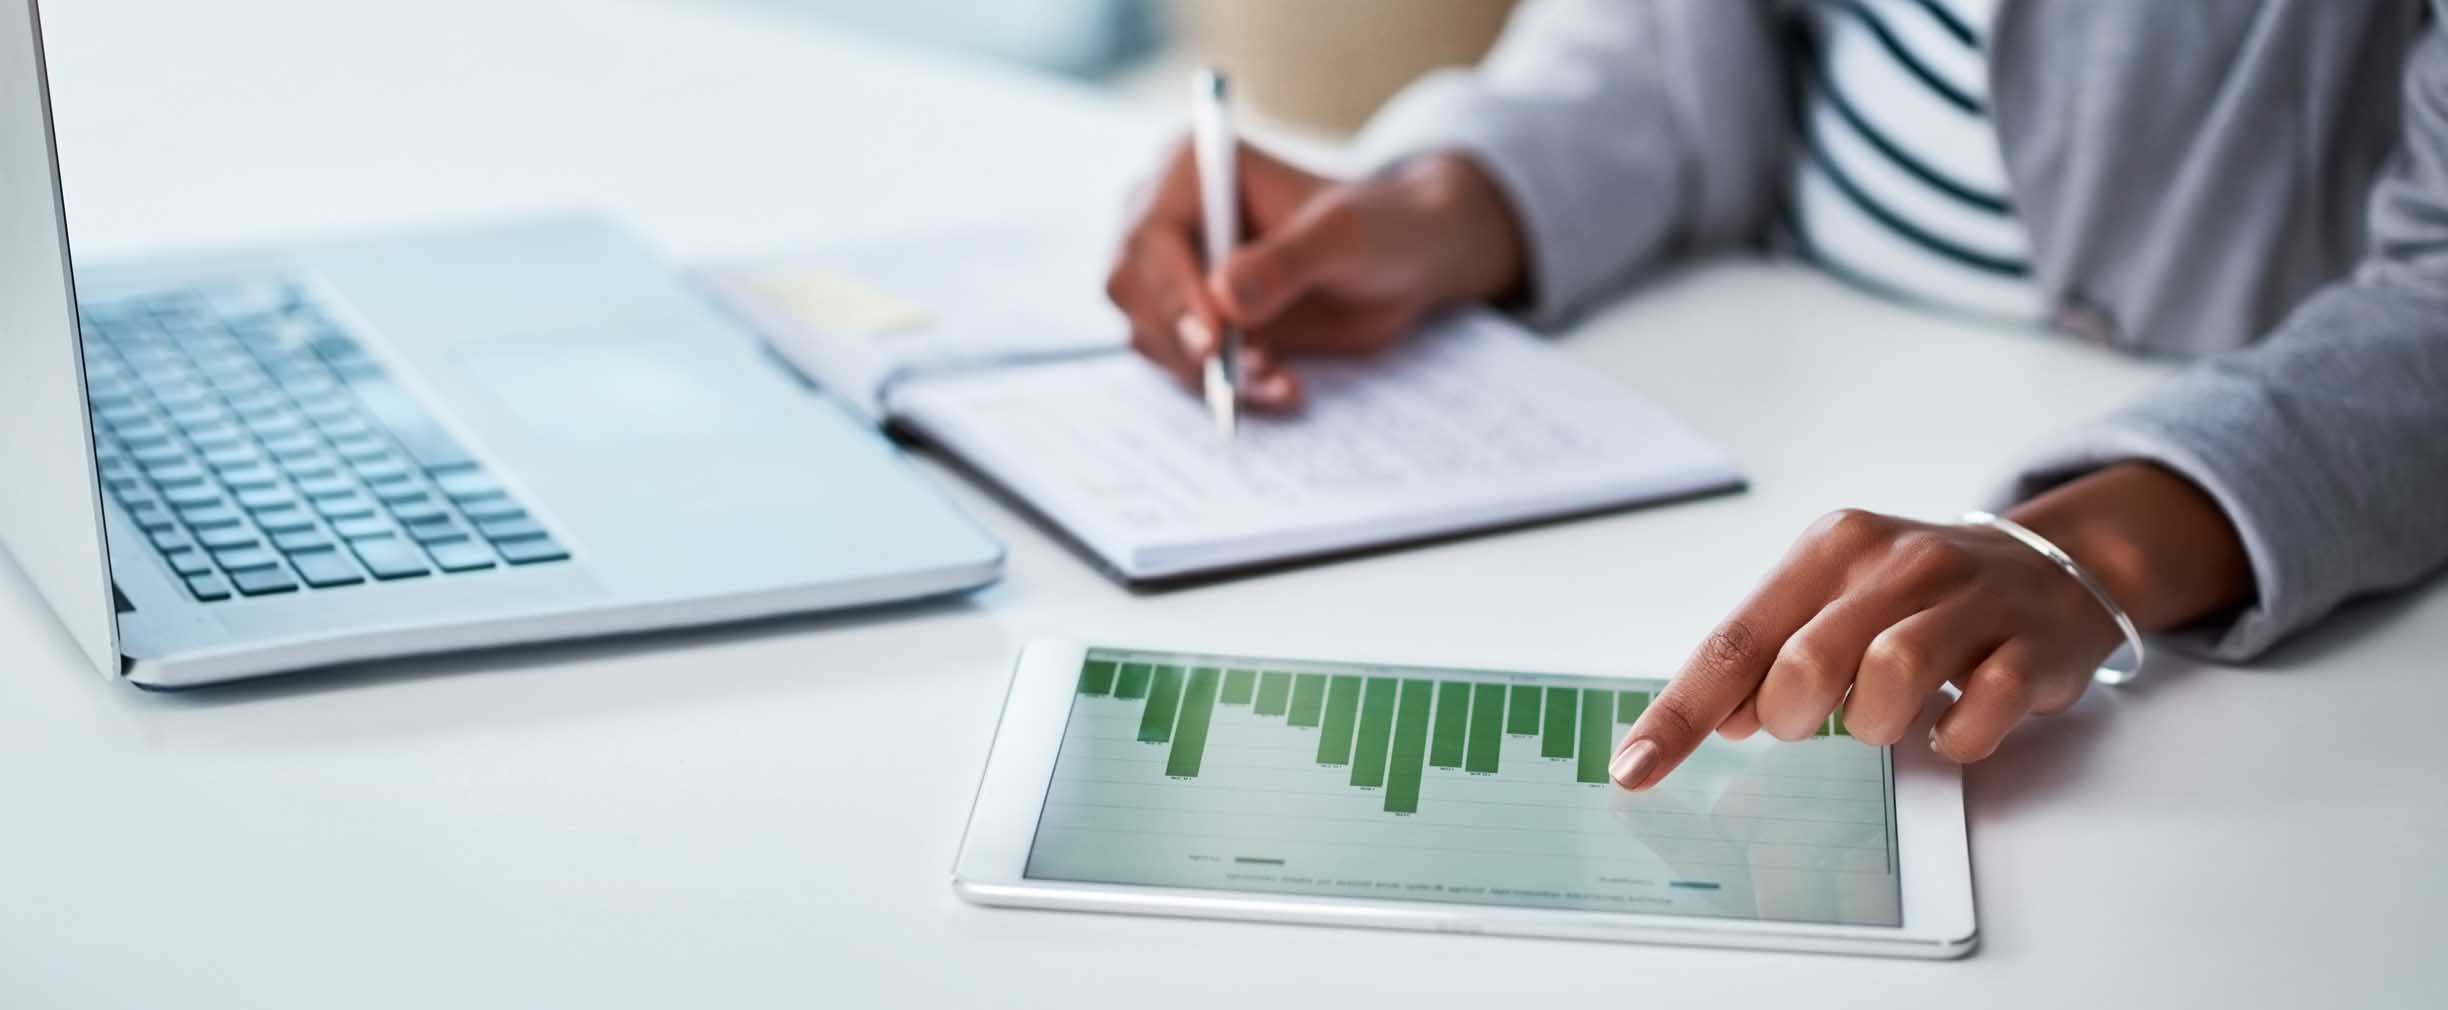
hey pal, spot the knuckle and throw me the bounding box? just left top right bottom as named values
left=1807, top=508, right=1891, bottom=552
left=1129, top=225, right=1185, bottom=268
left=1773, top=637, right=1843, bottom=692
left=1969, top=664, right=2035, bottom=714
left=1641, top=699, right=1706, bottom=746
left=1763, top=714, right=1819, bottom=743
left=1763, top=645, right=1844, bottom=742
left=1115, top=239, right=1170, bottom=301
left=1890, top=531, right=1975, bottom=584
left=1695, top=619, right=1762, bottom=677
left=1861, top=630, right=1934, bottom=681
left=1405, top=162, right=1467, bottom=216
left=1845, top=704, right=1908, bottom=746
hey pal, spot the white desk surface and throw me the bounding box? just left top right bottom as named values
left=6, top=0, right=2443, bottom=1006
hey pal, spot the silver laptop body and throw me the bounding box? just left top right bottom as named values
left=0, top=0, right=1003, bottom=688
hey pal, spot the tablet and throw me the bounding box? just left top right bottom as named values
left=954, top=640, right=1976, bottom=958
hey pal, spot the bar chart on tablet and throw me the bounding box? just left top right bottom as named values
left=1026, top=650, right=1903, bottom=926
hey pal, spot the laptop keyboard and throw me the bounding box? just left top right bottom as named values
left=79, top=280, right=570, bottom=602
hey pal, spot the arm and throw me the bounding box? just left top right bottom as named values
left=1611, top=6, right=2448, bottom=788
left=1354, top=0, right=1792, bottom=326
left=1996, top=11, right=2448, bottom=661
left=1106, top=0, right=1790, bottom=406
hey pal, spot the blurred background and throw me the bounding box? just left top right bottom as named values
left=716, top=0, right=1517, bottom=140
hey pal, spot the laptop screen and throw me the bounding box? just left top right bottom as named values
left=0, top=0, right=118, bottom=676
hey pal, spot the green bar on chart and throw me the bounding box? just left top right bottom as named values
left=1315, top=675, right=1363, bottom=765
left=1078, top=659, right=1117, bottom=696
left=1385, top=679, right=1435, bottom=813
left=1429, top=681, right=1471, bottom=768
left=1138, top=665, right=1185, bottom=743
left=1617, top=690, right=1648, bottom=724
left=1221, top=668, right=1256, bottom=705
left=1577, top=688, right=1615, bottom=784
left=1288, top=673, right=1328, bottom=727
left=1351, top=677, right=1400, bottom=788
left=1166, top=668, right=1221, bottom=778
left=1254, top=672, right=1293, bottom=716
left=1466, top=682, right=1506, bottom=774
left=1508, top=685, right=1542, bottom=735
left=1541, top=687, right=1577, bottom=759
left=1832, top=706, right=1852, bottom=736
left=1114, top=663, right=1152, bottom=700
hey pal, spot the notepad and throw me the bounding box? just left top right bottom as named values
left=695, top=235, right=1742, bottom=583
left=694, top=225, right=1125, bottom=421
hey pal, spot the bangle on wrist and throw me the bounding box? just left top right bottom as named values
left=1961, top=510, right=2147, bottom=686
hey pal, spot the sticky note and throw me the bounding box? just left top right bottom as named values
left=745, top=269, right=930, bottom=335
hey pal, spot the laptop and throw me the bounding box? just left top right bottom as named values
left=0, top=0, right=1004, bottom=688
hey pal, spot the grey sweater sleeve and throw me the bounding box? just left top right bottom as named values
left=1996, top=22, right=2448, bottom=661
left=1350, top=0, right=1789, bottom=327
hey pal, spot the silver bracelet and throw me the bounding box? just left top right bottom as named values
left=1960, top=511, right=2146, bottom=686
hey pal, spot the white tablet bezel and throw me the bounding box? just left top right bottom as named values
left=953, top=638, right=1976, bottom=958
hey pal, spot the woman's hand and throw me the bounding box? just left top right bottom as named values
left=1104, top=141, right=1526, bottom=410
left=1610, top=462, right=2255, bottom=787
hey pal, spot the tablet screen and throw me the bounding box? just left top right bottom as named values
left=1023, top=648, right=1902, bottom=927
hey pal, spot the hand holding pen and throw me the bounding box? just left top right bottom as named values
left=1102, top=72, right=1529, bottom=421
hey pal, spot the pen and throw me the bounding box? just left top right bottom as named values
left=1190, top=67, right=1239, bottom=439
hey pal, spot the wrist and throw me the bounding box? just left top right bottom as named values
left=1392, top=151, right=1528, bottom=307
left=2003, top=462, right=2254, bottom=632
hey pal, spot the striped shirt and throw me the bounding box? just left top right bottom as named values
left=1785, top=0, right=2044, bottom=321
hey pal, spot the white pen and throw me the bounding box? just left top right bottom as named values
left=1190, top=67, right=1239, bottom=439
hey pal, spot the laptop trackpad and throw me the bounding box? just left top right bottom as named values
left=450, top=329, right=768, bottom=453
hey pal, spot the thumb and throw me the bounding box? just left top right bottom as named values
left=1212, top=200, right=1362, bottom=326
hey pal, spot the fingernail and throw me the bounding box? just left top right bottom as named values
left=1176, top=315, right=1213, bottom=357
left=1247, top=371, right=1294, bottom=405
left=1609, top=738, right=1658, bottom=789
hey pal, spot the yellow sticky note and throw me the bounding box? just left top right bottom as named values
left=747, top=268, right=930, bottom=335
